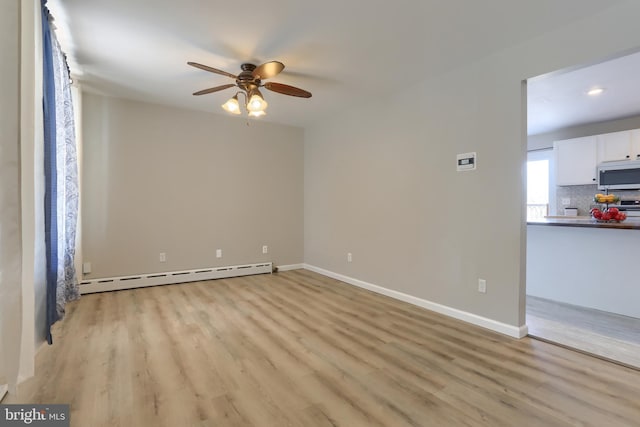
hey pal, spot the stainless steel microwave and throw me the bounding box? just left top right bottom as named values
left=597, top=160, right=640, bottom=190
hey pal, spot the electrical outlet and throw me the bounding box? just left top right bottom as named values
left=82, top=262, right=92, bottom=274
left=478, top=279, right=487, bottom=293
left=262, top=245, right=268, bottom=254
left=561, top=198, right=571, bottom=206
left=216, top=249, right=222, bottom=258
left=347, top=252, right=352, bottom=262
left=159, top=252, right=166, bottom=262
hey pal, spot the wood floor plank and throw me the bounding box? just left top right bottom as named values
left=527, top=295, right=640, bottom=368
left=5, top=270, right=640, bottom=426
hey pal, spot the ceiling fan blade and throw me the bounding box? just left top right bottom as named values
left=187, top=62, right=237, bottom=79
left=193, top=84, right=236, bottom=96
left=264, top=82, right=312, bottom=98
left=252, top=61, right=285, bottom=79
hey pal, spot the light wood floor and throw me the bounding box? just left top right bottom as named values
left=6, top=270, right=640, bottom=426
left=527, top=295, right=640, bottom=369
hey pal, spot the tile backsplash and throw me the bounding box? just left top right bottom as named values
left=556, top=185, right=640, bottom=216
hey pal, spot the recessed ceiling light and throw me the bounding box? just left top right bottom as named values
left=587, top=88, right=605, bottom=96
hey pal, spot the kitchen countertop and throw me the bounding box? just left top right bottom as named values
left=528, top=216, right=640, bottom=230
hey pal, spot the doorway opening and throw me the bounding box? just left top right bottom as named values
left=525, top=50, right=640, bottom=370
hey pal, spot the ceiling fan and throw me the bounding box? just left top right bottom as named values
left=187, top=60, right=312, bottom=117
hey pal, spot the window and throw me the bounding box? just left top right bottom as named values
left=527, top=160, right=549, bottom=220
left=527, top=149, right=555, bottom=220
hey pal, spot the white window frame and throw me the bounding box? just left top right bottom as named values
left=527, top=149, right=556, bottom=217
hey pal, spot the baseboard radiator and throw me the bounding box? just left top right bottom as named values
left=78, top=262, right=272, bottom=294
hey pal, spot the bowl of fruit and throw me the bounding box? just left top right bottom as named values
left=590, top=207, right=627, bottom=222
left=594, top=193, right=620, bottom=204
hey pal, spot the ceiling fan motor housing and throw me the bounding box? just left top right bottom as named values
left=237, top=63, right=260, bottom=92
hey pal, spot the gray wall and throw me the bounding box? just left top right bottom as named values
left=304, top=2, right=640, bottom=328
left=528, top=115, right=640, bottom=151
left=82, top=94, right=304, bottom=278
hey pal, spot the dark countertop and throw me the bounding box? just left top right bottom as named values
left=528, top=216, right=640, bottom=230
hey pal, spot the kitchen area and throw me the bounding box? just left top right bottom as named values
left=526, top=52, right=640, bottom=369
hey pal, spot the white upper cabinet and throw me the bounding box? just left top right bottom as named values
left=554, top=136, right=598, bottom=186
left=632, top=129, right=640, bottom=159
left=553, top=128, right=640, bottom=186
left=597, top=130, right=634, bottom=162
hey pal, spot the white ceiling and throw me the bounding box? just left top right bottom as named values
left=49, top=0, right=625, bottom=129
left=528, top=50, right=640, bottom=136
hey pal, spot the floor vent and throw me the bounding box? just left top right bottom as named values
left=78, top=262, right=272, bottom=294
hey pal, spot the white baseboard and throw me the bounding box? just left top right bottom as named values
left=303, top=264, right=528, bottom=339
left=0, top=384, right=8, bottom=402
left=277, top=263, right=304, bottom=272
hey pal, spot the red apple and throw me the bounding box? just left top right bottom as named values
left=617, top=213, right=627, bottom=221
left=608, top=207, right=619, bottom=215
left=601, top=212, right=612, bottom=221
left=593, top=211, right=603, bottom=219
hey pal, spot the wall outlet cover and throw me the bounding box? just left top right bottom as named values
left=478, top=279, right=487, bottom=293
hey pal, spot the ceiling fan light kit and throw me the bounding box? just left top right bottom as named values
left=247, top=89, right=268, bottom=113
left=188, top=60, right=311, bottom=118
left=221, top=94, right=241, bottom=115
